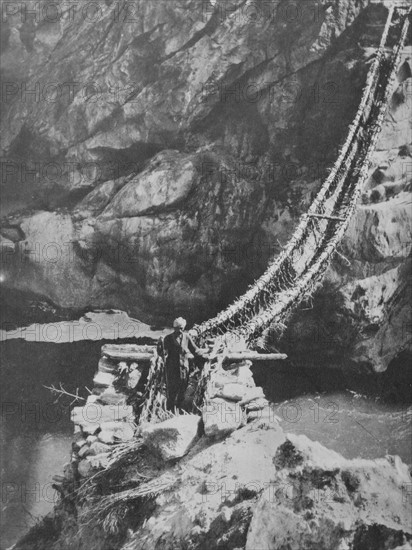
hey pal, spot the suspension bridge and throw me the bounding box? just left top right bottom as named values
left=99, top=5, right=411, bottom=423
left=191, top=4, right=411, bottom=347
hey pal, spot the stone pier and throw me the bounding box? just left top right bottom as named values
left=201, top=355, right=282, bottom=438
left=67, top=344, right=157, bottom=480
left=59, top=343, right=286, bottom=488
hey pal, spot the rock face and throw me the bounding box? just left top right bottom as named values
left=202, top=357, right=270, bottom=437
left=1, top=1, right=411, bottom=369
left=246, top=435, right=412, bottom=550
left=141, top=414, right=200, bottom=460
left=26, top=422, right=410, bottom=550
left=203, top=397, right=246, bottom=438
left=125, top=427, right=412, bottom=550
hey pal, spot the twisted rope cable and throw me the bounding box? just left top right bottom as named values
left=191, top=5, right=401, bottom=343
left=144, top=7, right=410, bottom=421
left=235, top=9, right=410, bottom=344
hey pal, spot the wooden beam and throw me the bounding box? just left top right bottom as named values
left=223, top=352, right=287, bottom=363
left=101, top=344, right=287, bottom=363
left=102, top=344, right=156, bottom=361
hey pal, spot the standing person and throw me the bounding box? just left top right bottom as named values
left=158, top=317, right=208, bottom=411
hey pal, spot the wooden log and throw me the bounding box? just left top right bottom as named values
left=103, top=352, right=155, bottom=361
left=101, top=344, right=156, bottom=361
left=223, top=352, right=287, bottom=363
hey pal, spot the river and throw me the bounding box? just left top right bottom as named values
left=0, top=314, right=411, bottom=549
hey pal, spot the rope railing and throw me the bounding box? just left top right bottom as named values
left=191, top=5, right=410, bottom=345
left=232, top=7, right=411, bottom=344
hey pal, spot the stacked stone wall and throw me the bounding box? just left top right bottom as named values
left=66, top=345, right=156, bottom=481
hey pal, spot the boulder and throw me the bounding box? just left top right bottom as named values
left=77, top=459, right=92, bottom=478
left=220, top=383, right=247, bottom=401
left=98, top=388, right=127, bottom=405
left=247, top=410, right=264, bottom=421
left=98, top=421, right=135, bottom=444
left=234, top=362, right=255, bottom=387
left=71, top=404, right=133, bottom=425
left=93, top=372, right=116, bottom=387
left=247, top=408, right=278, bottom=423
left=71, top=413, right=100, bottom=434
left=86, top=394, right=99, bottom=404
left=212, top=373, right=236, bottom=389
left=126, top=367, right=142, bottom=389
left=78, top=443, right=91, bottom=458
left=245, top=435, right=412, bottom=550
left=98, top=357, right=118, bottom=374
left=202, top=398, right=246, bottom=438
left=238, top=387, right=265, bottom=406
left=141, top=415, right=200, bottom=461
left=72, top=433, right=87, bottom=451
left=244, top=397, right=269, bottom=411
left=79, top=422, right=100, bottom=436
left=78, top=453, right=110, bottom=477
left=63, top=462, right=76, bottom=482
left=88, top=453, right=110, bottom=470
left=88, top=441, right=113, bottom=456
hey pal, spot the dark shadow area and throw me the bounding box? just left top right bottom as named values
left=0, top=335, right=156, bottom=548
left=253, top=350, right=412, bottom=405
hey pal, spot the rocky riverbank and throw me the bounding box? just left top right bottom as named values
left=12, top=416, right=412, bottom=550
left=11, top=345, right=412, bottom=550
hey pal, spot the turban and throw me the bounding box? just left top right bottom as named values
left=173, top=317, right=187, bottom=329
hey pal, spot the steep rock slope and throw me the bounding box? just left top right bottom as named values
left=13, top=421, right=412, bottom=550
left=0, top=1, right=411, bottom=369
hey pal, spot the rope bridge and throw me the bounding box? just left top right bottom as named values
left=140, top=5, right=411, bottom=421
left=191, top=4, right=411, bottom=346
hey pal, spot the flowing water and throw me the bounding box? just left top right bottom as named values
left=0, top=339, right=102, bottom=549
left=254, top=360, right=412, bottom=463
left=1, top=317, right=411, bottom=548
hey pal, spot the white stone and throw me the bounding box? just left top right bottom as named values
left=246, top=502, right=311, bottom=550
left=78, top=453, right=110, bottom=477
left=88, top=453, right=110, bottom=470
left=212, top=371, right=241, bottom=389
left=71, top=404, right=134, bottom=425
left=238, top=386, right=265, bottom=406
left=78, top=459, right=92, bottom=477
left=98, top=356, right=118, bottom=374
left=220, top=383, right=246, bottom=401
left=93, top=371, right=116, bottom=387
left=73, top=436, right=87, bottom=450
left=127, top=368, right=142, bottom=389
left=235, top=362, right=255, bottom=387
left=245, top=397, right=269, bottom=411
left=78, top=443, right=90, bottom=458
left=88, top=441, right=113, bottom=456
left=202, top=398, right=245, bottom=438
left=80, top=422, right=100, bottom=435
left=86, top=394, right=99, bottom=404
left=141, top=414, right=200, bottom=461
left=98, top=388, right=127, bottom=405
left=98, top=421, right=135, bottom=443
